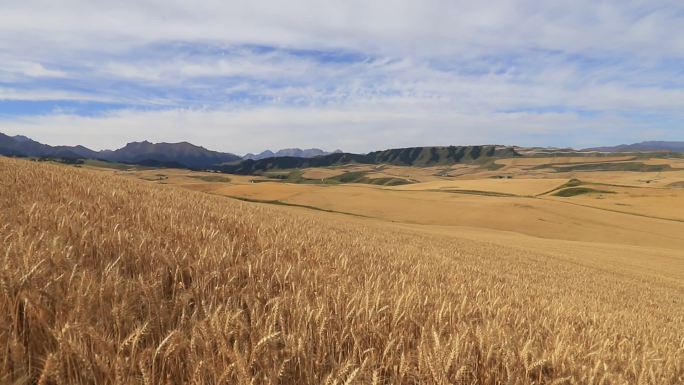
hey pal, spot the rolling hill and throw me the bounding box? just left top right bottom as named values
left=221, top=145, right=520, bottom=174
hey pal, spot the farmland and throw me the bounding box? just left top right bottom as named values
left=1, top=154, right=683, bottom=384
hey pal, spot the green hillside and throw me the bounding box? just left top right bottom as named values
left=219, top=145, right=519, bottom=174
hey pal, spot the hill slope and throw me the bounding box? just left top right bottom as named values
left=1, top=156, right=681, bottom=384
left=222, top=145, right=519, bottom=174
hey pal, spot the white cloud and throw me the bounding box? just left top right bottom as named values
left=0, top=87, right=112, bottom=102
left=1, top=1, right=682, bottom=58
left=0, top=0, right=682, bottom=149
left=0, top=61, right=68, bottom=81
left=1, top=101, right=674, bottom=154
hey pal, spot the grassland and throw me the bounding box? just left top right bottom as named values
left=2, top=156, right=683, bottom=384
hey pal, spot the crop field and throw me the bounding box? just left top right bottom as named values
left=2, top=156, right=683, bottom=384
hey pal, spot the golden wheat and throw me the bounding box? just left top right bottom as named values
left=0, top=157, right=682, bottom=384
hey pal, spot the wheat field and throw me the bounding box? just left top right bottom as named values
left=1, top=157, right=683, bottom=385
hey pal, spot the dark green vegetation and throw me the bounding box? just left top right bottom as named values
left=139, top=174, right=169, bottom=182
left=563, top=178, right=583, bottom=187
left=265, top=170, right=414, bottom=186
left=327, top=171, right=413, bottom=186
left=552, top=187, right=615, bottom=197
left=440, top=189, right=519, bottom=197
left=32, top=157, right=84, bottom=165
left=535, top=178, right=585, bottom=197
left=220, top=145, right=520, bottom=175
left=543, top=178, right=616, bottom=197
left=226, top=196, right=370, bottom=217
left=481, top=160, right=506, bottom=171
left=537, top=162, right=674, bottom=172
left=188, top=175, right=232, bottom=183
left=83, top=159, right=140, bottom=170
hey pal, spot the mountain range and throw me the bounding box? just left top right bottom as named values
left=583, top=141, right=684, bottom=153
left=0, top=132, right=349, bottom=168
left=0, top=133, right=98, bottom=159
left=0, top=133, right=520, bottom=173
left=0, top=133, right=241, bottom=169
left=243, top=148, right=342, bottom=160
left=2, top=133, right=683, bottom=173
left=98, top=141, right=241, bottom=168
left=220, top=145, right=519, bottom=174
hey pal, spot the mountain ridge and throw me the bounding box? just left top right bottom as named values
left=102, top=140, right=241, bottom=169
left=0, top=134, right=241, bottom=169
left=0, top=133, right=521, bottom=173
left=583, top=141, right=684, bottom=153
left=243, top=148, right=342, bottom=160
left=4, top=133, right=682, bottom=175
left=220, top=145, right=520, bottom=174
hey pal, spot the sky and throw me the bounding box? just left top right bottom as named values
left=0, top=1, right=682, bottom=154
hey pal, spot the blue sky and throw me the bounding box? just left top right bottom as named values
left=0, top=1, right=682, bottom=154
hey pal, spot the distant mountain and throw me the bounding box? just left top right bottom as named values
left=102, top=141, right=241, bottom=169
left=0, top=133, right=92, bottom=159
left=0, top=134, right=525, bottom=174
left=243, top=150, right=275, bottom=160
left=584, top=141, right=684, bottom=153
left=243, top=148, right=341, bottom=160
left=11, top=135, right=33, bottom=143
left=0, top=133, right=241, bottom=169
left=222, top=145, right=519, bottom=174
